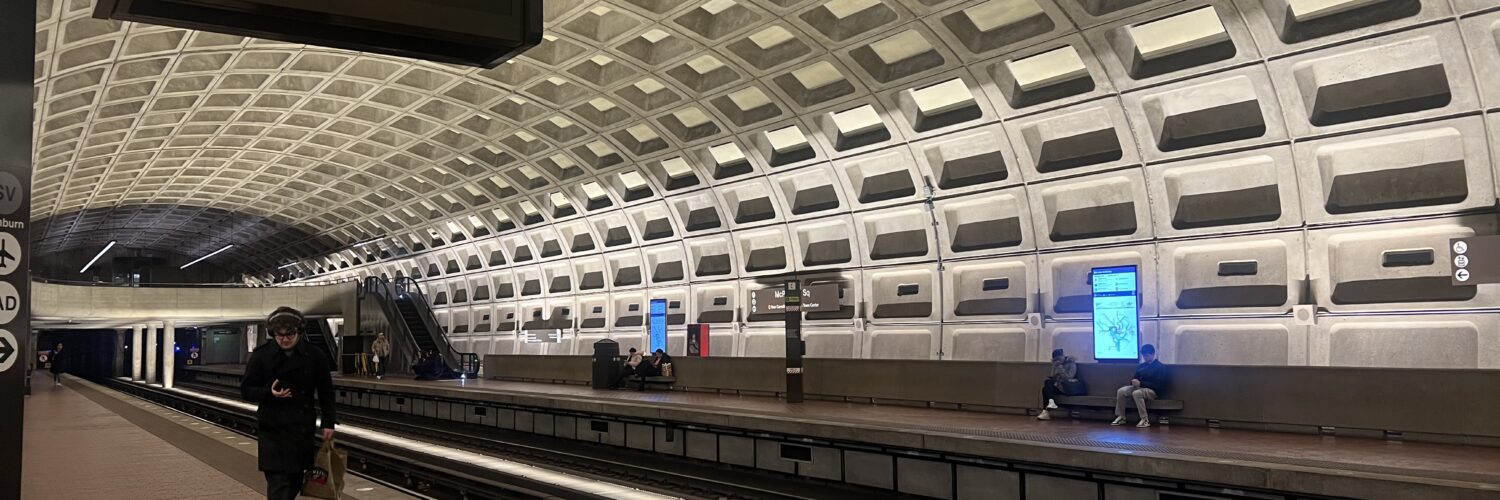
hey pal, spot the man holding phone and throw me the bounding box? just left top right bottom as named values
left=241, top=307, right=338, bottom=499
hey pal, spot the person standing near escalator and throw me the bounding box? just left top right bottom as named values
left=241, top=307, right=338, bottom=500
left=370, top=332, right=391, bottom=380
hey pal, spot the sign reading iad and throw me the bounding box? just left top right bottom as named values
left=1091, top=265, right=1140, bottom=361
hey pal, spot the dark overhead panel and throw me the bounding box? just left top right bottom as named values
left=92, top=0, right=542, bottom=68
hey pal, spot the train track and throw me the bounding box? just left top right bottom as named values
left=157, top=378, right=885, bottom=500
left=105, top=378, right=629, bottom=499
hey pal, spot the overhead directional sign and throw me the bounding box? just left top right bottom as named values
left=1, top=3, right=33, bottom=497
left=0, top=232, right=18, bottom=277
left=1450, top=236, right=1500, bottom=285
left=0, top=330, right=15, bottom=373
left=750, top=283, right=841, bottom=314
left=0, top=281, right=17, bottom=324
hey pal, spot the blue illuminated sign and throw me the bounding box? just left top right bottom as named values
left=1091, top=265, right=1140, bottom=361
left=648, top=298, right=668, bottom=354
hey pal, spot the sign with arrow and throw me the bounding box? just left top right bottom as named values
left=0, top=330, right=16, bottom=373
left=1, top=5, right=35, bottom=497
left=1450, top=236, right=1500, bottom=285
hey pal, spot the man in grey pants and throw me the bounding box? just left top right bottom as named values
left=1113, top=344, right=1168, bottom=428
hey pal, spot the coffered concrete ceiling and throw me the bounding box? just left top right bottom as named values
left=32, top=0, right=1500, bottom=281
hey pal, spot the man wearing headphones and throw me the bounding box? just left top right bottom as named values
left=240, top=307, right=338, bottom=499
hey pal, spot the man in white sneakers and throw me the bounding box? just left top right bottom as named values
left=1111, top=344, right=1168, bottom=428
left=1036, top=349, right=1085, bottom=421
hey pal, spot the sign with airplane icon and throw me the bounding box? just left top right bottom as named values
left=0, top=232, right=19, bottom=277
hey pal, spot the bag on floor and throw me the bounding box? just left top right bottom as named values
left=301, top=436, right=348, bottom=499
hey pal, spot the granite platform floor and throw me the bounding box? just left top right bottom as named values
left=22, top=373, right=413, bottom=500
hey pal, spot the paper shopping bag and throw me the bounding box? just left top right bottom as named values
left=301, top=437, right=348, bottom=499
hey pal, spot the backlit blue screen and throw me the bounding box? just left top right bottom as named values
left=648, top=298, right=668, bottom=354
left=1091, top=265, right=1140, bottom=361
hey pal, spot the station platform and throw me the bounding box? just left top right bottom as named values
left=186, top=364, right=1500, bottom=499
left=24, top=373, right=411, bottom=500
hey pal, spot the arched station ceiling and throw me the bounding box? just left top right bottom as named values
left=40, top=0, right=1063, bottom=276
left=34, top=0, right=1494, bottom=280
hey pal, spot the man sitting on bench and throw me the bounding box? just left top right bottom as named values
left=1036, top=349, right=1085, bottom=421
left=611, top=348, right=643, bottom=389
left=639, top=349, right=672, bottom=377
left=1113, top=344, right=1168, bottom=428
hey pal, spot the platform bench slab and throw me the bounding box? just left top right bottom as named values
left=625, top=375, right=676, bottom=390
left=1055, top=395, right=1184, bottom=411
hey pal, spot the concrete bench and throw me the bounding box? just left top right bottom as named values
left=1055, top=395, right=1184, bottom=411
left=1052, top=396, right=1184, bottom=423
left=625, top=375, right=676, bottom=391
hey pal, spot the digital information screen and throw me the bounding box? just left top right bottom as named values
left=648, top=298, right=668, bottom=354
left=1091, top=265, right=1140, bottom=361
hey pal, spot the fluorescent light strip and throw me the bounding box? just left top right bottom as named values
left=180, top=244, right=235, bottom=269
left=277, top=262, right=299, bottom=269
left=80, top=240, right=116, bottom=274
left=353, top=237, right=383, bottom=248
left=166, top=386, right=678, bottom=499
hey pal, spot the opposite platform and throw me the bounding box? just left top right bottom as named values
left=188, top=364, right=1500, bottom=499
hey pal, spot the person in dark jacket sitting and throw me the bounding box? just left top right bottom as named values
left=1036, top=349, right=1085, bottom=421
left=1113, top=344, right=1168, bottom=428
left=240, top=307, right=337, bottom=500
left=639, top=349, right=672, bottom=377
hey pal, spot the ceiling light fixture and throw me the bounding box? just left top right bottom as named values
left=277, top=262, right=299, bottom=270
left=181, top=245, right=235, bottom=269
left=352, top=237, right=384, bottom=248
left=80, top=241, right=116, bottom=274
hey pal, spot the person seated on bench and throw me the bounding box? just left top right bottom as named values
left=611, top=348, right=643, bottom=389
left=638, top=349, right=672, bottom=378
left=1036, top=349, right=1085, bottom=421
left=1112, top=344, right=1168, bottom=428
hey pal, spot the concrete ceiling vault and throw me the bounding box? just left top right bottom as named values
left=31, top=0, right=1500, bottom=282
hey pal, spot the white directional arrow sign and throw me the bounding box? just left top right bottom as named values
left=0, top=330, right=16, bottom=373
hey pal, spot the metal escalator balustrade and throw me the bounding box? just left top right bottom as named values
left=369, top=276, right=481, bottom=376
left=395, top=298, right=438, bottom=353
left=302, top=318, right=339, bottom=369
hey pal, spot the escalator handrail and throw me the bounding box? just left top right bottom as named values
left=369, top=278, right=421, bottom=351
left=363, top=278, right=427, bottom=371
left=379, top=276, right=480, bottom=374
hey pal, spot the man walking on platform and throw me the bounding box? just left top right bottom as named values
left=241, top=307, right=338, bottom=500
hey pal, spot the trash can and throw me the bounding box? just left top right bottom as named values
left=591, top=339, right=620, bottom=389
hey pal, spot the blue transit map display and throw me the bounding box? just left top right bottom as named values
left=648, top=298, right=668, bottom=354
left=1091, top=265, right=1140, bottom=361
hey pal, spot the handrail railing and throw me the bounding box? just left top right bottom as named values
left=32, top=276, right=359, bottom=288
left=369, top=276, right=479, bottom=375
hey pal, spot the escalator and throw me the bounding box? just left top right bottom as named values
left=395, top=296, right=438, bottom=354
left=363, top=276, right=480, bottom=377
left=302, top=318, right=339, bottom=369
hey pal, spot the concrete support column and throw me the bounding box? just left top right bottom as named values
left=162, top=320, right=176, bottom=388
left=131, top=324, right=144, bottom=381
left=112, top=329, right=125, bottom=378
left=144, top=322, right=159, bottom=384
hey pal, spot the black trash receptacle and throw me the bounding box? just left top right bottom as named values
left=592, top=339, right=621, bottom=389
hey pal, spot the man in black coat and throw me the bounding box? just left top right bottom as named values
left=49, top=343, right=65, bottom=386
left=241, top=307, right=337, bottom=500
